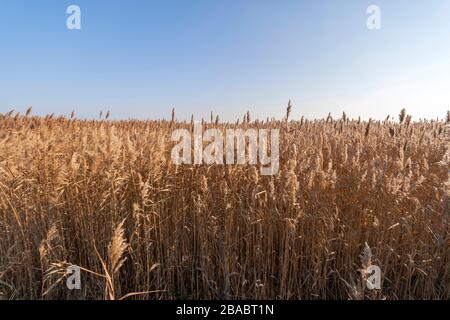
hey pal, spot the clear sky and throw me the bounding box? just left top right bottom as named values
left=1, top=0, right=449, bottom=121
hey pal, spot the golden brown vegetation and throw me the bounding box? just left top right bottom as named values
left=0, top=109, right=449, bottom=300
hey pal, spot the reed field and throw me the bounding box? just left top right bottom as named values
left=0, top=108, right=449, bottom=300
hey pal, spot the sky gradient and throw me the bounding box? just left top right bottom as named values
left=1, top=0, right=449, bottom=121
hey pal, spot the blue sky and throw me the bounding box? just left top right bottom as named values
left=1, top=0, right=449, bottom=121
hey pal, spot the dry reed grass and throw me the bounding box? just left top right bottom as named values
left=0, top=108, right=449, bottom=300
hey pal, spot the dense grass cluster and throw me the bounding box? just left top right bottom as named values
left=0, top=109, right=449, bottom=300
